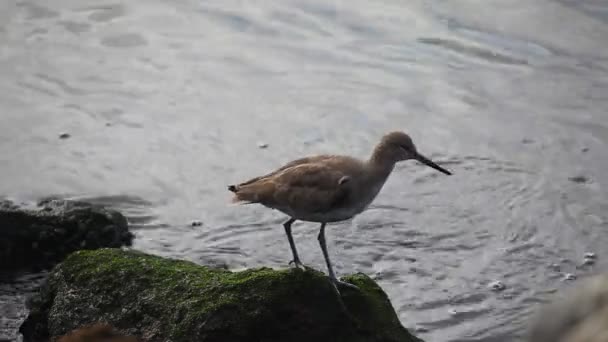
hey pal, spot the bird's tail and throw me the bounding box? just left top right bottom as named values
left=227, top=182, right=270, bottom=205
left=227, top=184, right=255, bottom=204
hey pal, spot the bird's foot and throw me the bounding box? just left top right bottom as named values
left=288, top=259, right=306, bottom=269
left=330, top=277, right=359, bottom=292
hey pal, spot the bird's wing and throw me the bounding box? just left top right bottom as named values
left=270, top=163, right=351, bottom=213
left=232, top=161, right=351, bottom=213
left=233, top=155, right=335, bottom=188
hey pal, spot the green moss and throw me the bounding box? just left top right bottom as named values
left=342, top=274, right=423, bottom=342
left=21, top=248, right=423, bottom=342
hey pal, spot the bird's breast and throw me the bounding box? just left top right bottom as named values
left=351, top=180, right=385, bottom=207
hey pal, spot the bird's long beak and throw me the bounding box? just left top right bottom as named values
left=415, top=153, right=452, bottom=175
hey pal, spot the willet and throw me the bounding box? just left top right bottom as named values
left=228, top=131, right=452, bottom=290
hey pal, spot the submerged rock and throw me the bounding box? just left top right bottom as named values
left=0, top=199, right=133, bottom=270
left=20, top=248, right=422, bottom=342
left=528, top=274, right=608, bottom=342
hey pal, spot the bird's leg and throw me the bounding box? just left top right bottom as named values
left=317, top=223, right=359, bottom=291
left=283, top=218, right=304, bottom=269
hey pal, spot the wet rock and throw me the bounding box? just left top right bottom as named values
left=563, top=273, right=577, bottom=281
left=19, top=248, right=423, bottom=342
left=257, top=142, right=269, bottom=149
left=58, top=133, right=71, bottom=139
left=528, top=274, right=608, bottom=342
left=190, top=220, right=202, bottom=227
left=0, top=199, right=133, bottom=270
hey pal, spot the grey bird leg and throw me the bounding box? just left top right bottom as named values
left=283, top=218, right=304, bottom=268
left=317, top=223, right=359, bottom=291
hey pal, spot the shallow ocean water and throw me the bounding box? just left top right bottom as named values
left=1, top=0, right=608, bottom=341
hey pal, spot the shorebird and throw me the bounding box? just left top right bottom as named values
left=228, top=131, right=452, bottom=290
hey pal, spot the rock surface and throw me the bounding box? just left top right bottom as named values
left=20, top=248, right=422, bottom=342
left=0, top=199, right=133, bottom=270
left=528, top=274, right=608, bottom=342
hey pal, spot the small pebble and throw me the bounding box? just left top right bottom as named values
left=581, top=147, right=590, bottom=153
left=59, top=133, right=71, bottom=139
left=563, top=273, right=576, bottom=281
left=568, top=175, right=590, bottom=184
left=489, top=280, right=506, bottom=292
left=257, top=142, right=269, bottom=149
left=582, top=258, right=595, bottom=266
left=414, top=327, right=429, bottom=334
left=521, top=138, right=534, bottom=144
left=548, top=263, right=561, bottom=272
left=584, top=252, right=596, bottom=259
left=191, top=220, right=202, bottom=227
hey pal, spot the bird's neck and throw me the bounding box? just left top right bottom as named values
left=367, top=145, right=397, bottom=185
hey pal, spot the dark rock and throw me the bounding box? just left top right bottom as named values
left=19, top=249, right=423, bottom=342
left=58, top=133, right=71, bottom=139
left=0, top=199, right=133, bottom=271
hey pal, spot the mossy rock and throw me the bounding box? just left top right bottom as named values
left=20, top=248, right=423, bottom=342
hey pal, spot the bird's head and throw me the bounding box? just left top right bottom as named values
left=373, top=131, right=452, bottom=175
